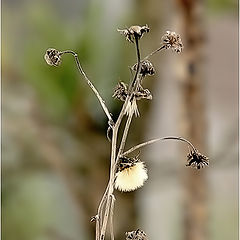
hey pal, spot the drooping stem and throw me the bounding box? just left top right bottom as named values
left=60, top=50, right=114, bottom=126
left=122, top=136, right=197, bottom=156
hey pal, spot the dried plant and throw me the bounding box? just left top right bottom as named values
left=44, top=26, right=208, bottom=240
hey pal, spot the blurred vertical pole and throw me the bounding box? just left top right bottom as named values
left=176, top=0, right=208, bottom=240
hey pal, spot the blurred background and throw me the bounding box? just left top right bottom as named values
left=2, top=0, right=238, bottom=240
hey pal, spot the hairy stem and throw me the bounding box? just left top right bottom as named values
left=60, top=50, right=114, bottom=126
left=122, top=136, right=197, bottom=156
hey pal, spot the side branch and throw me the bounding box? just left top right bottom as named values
left=61, top=50, right=114, bottom=125
left=122, top=136, right=197, bottom=156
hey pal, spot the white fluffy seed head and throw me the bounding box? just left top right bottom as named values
left=115, top=162, right=148, bottom=192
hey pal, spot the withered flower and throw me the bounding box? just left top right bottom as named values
left=118, top=25, right=150, bottom=43
left=161, top=31, right=183, bottom=53
left=186, top=150, right=209, bottom=170
left=115, top=156, right=148, bottom=192
left=112, top=82, right=129, bottom=101
left=132, top=60, right=155, bottom=77
left=44, top=48, right=62, bottom=66
left=135, top=88, right=152, bottom=100
left=126, top=229, right=148, bottom=240
left=125, top=88, right=152, bottom=117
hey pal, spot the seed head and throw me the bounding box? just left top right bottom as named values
left=161, top=31, right=183, bottom=53
left=118, top=25, right=150, bottom=43
left=135, top=88, right=152, bottom=100
left=132, top=60, right=155, bottom=77
left=186, top=150, right=209, bottom=170
left=115, top=156, right=148, bottom=192
left=112, top=82, right=129, bottom=101
left=126, top=229, right=148, bottom=240
left=44, top=48, right=62, bottom=66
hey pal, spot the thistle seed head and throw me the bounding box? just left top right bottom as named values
left=118, top=25, right=150, bottom=43
left=161, top=31, right=183, bottom=53
left=115, top=156, right=148, bottom=192
left=126, top=229, right=148, bottom=240
left=132, top=60, right=155, bottom=77
left=44, top=48, right=62, bottom=66
left=186, top=150, right=209, bottom=170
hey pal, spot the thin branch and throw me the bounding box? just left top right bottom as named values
left=118, top=112, right=134, bottom=155
left=109, top=194, right=116, bottom=240
left=60, top=50, right=114, bottom=126
left=143, top=45, right=165, bottom=60
left=129, top=37, right=141, bottom=92
left=122, top=136, right=197, bottom=156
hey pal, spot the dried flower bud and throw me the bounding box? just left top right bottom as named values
left=118, top=25, right=150, bottom=43
left=126, top=229, right=148, bottom=240
left=115, top=156, right=148, bottom=192
left=135, top=88, right=152, bottom=100
left=161, top=31, right=183, bottom=53
left=112, top=82, right=129, bottom=101
left=133, top=60, right=155, bottom=77
left=186, top=150, right=209, bottom=170
left=44, top=48, right=62, bottom=66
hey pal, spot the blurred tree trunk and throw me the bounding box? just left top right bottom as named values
left=176, top=0, right=208, bottom=240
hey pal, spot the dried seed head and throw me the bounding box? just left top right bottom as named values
left=126, top=229, right=148, bottom=240
left=115, top=156, right=148, bottom=192
left=112, top=82, right=129, bottom=101
left=161, top=31, right=183, bottom=53
left=133, top=60, right=155, bottom=77
left=186, top=150, right=209, bottom=170
left=44, top=48, right=62, bottom=66
left=118, top=25, right=150, bottom=43
left=135, top=88, right=152, bottom=100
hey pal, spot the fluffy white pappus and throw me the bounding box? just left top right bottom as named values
left=125, top=98, right=140, bottom=117
left=115, top=162, right=148, bottom=192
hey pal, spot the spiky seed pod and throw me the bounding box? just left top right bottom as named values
left=126, top=229, right=148, bottom=240
left=112, top=82, right=129, bottom=101
left=44, top=48, right=62, bottom=66
left=133, top=60, right=155, bottom=77
left=186, top=150, right=209, bottom=169
left=115, top=156, right=148, bottom=192
left=161, top=31, right=183, bottom=53
left=118, top=25, right=150, bottom=43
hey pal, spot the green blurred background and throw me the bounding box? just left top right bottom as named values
left=2, top=0, right=238, bottom=240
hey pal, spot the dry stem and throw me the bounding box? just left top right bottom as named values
left=60, top=50, right=114, bottom=126
left=122, top=136, right=197, bottom=156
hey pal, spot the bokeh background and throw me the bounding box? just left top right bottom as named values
left=2, top=0, right=238, bottom=240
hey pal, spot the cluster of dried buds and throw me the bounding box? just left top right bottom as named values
left=112, top=82, right=152, bottom=117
